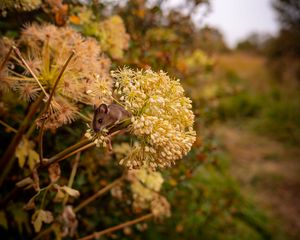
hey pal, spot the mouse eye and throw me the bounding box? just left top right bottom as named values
left=98, top=119, right=103, bottom=124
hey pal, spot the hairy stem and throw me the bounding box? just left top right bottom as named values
left=79, top=213, right=154, bottom=240
left=0, top=94, right=44, bottom=187
left=74, top=176, right=124, bottom=213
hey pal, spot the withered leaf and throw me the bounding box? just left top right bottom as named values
left=48, top=163, right=61, bottom=182
left=61, top=186, right=80, bottom=198
left=32, top=209, right=54, bottom=232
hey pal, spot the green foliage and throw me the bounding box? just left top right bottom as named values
left=252, top=91, right=300, bottom=145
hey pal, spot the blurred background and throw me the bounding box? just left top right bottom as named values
left=0, top=0, right=299, bottom=239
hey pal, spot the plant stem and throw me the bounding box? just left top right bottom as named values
left=25, top=121, right=37, bottom=138
left=0, top=94, right=44, bottom=188
left=74, top=177, right=124, bottom=213
left=63, top=152, right=81, bottom=205
left=77, top=111, right=92, bottom=122
left=12, top=46, right=48, bottom=97
left=38, top=50, right=75, bottom=162
left=0, top=120, right=17, bottom=133
left=33, top=224, right=54, bottom=240
left=78, top=213, right=154, bottom=240
left=46, top=138, right=93, bottom=166
left=0, top=46, right=13, bottom=72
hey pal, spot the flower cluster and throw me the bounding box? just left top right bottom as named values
left=127, top=169, right=170, bottom=218
left=1, top=23, right=112, bottom=129
left=97, top=16, right=130, bottom=60
left=0, top=0, right=41, bottom=16
left=111, top=68, right=196, bottom=170
left=77, top=10, right=130, bottom=60
left=84, top=127, right=110, bottom=148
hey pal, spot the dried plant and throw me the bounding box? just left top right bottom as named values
left=1, top=23, right=113, bottom=129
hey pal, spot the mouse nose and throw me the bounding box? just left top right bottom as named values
left=94, top=127, right=100, bottom=132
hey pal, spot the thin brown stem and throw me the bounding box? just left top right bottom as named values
left=74, top=177, right=124, bottom=213
left=33, top=224, right=54, bottom=240
left=78, top=213, right=154, bottom=240
left=54, top=142, right=95, bottom=164
left=38, top=50, right=75, bottom=162
left=12, top=46, right=48, bottom=97
left=46, top=129, right=123, bottom=166
left=0, top=94, right=44, bottom=188
left=0, top=120, right=17, bottom=133
left=0, top=46, right=13, bottom=72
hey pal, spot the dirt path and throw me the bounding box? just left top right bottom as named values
left=215, top=126, right=300, bottom=239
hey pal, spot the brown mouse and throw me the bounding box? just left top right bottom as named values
left=92, top=103, right=131, bottom=132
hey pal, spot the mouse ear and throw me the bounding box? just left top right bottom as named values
left=93, top=104, right=97, bottom=111
left=99, top=104, right=108, bottom=113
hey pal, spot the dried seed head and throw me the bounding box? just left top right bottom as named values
left=2, top=23, right=113, bottom=129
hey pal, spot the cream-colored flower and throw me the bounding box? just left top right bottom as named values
left=127, top=169, right=170, bottom=218
left=112, top=68, right=196, bottom=170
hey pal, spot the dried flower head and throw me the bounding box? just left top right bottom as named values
left=111, top=68, right=196, bottom=170
left=0, top=37, right=14, bottom=92
left=0, top=0, right=41, bottom=16
left=3, top=23, right=112, bottom=129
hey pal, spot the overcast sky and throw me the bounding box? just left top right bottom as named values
left=200, top=0, right=280, bottom=47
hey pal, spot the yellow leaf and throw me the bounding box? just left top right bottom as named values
left=16, top=138, right=29, bottom=168
left=32, top=210, right=42, bottom=233
left=28, top=149, right=39, bottom=170
left=32, top=210, right=53, bottom=233
left=53, top=189, right=65, bottom=202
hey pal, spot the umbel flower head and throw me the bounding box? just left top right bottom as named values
left=97, top=16, right=130, bottom=60
left=1, top=23, right=112, bottom=129
left=127, top=169, right=170, bottom=219
left=78, top=10, right=130, bottom=60
left=110, top=68, right=196, bottom=170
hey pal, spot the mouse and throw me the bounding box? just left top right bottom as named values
left=92, top=103, right=131, bottom=133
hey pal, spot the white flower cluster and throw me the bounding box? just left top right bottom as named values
left=84, top=127, right=110, bottom=148
left=111, top=68, right=196, bottom=170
